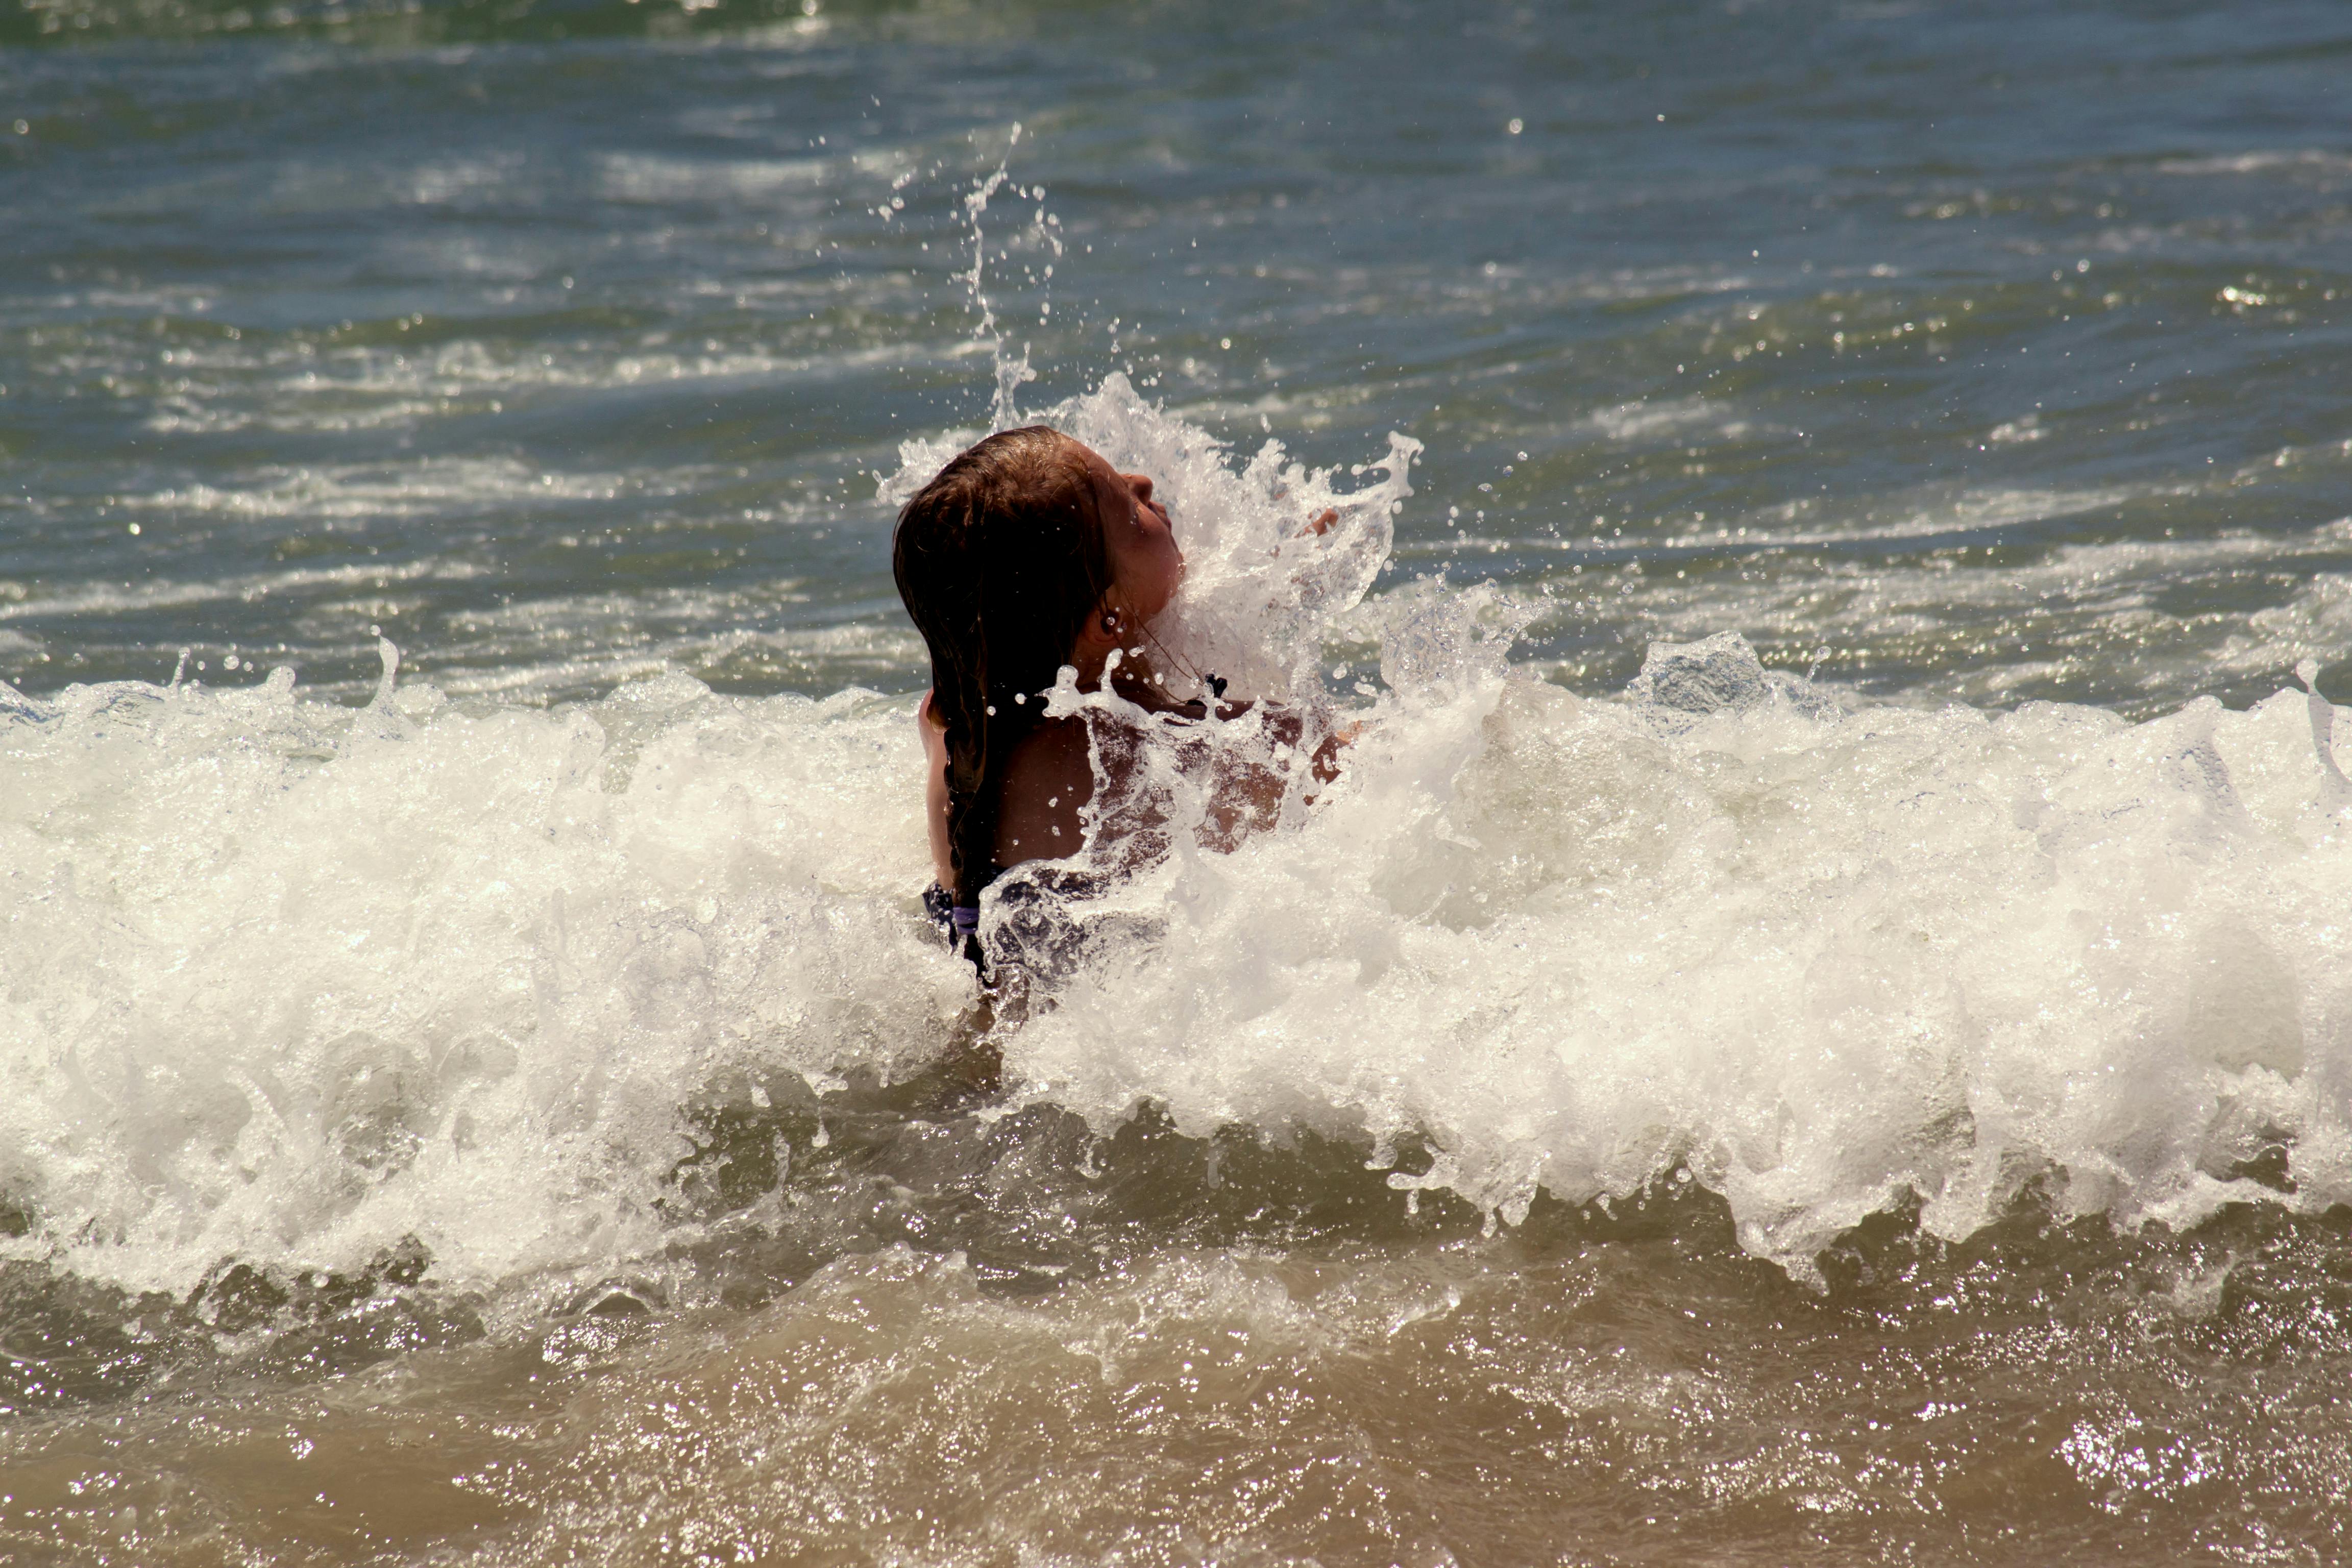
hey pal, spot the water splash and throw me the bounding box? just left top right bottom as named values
left=949, top=122, right=1060, bottom=431
left=6, top=389, right=2349, bottom=1307
left=2296, top=657, right=2352, bottom=816
left=370, top=634, right=401, bottom=708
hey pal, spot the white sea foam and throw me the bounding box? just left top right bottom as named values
left=1583, top=396, right=1752, bottom=444
left=2155, top=150, right=2352, bottom=178
left=0, top=667, right=972, bottom=1294
left=1006, top=624, right=2352, bottom=1272
left=1518, top=519, right=2352, bottom=709
left=5, top=385, right=2350, bottom=1301
left=597, top=153, right=832, bottom=204
left=0, top=554, right=487, bottom=624
left=132, top=334, right=944, bottom=436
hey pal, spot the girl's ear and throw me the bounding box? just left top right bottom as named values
left=1069, top=591, right=1123, bottom=670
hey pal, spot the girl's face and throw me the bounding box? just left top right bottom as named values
left=1074, top=440, right=1183, bottom=623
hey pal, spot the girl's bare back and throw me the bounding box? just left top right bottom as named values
left=921, top=688, right=1342, bottom=891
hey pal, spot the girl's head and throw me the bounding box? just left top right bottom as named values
left=893, top=425, right=1181, bottom=908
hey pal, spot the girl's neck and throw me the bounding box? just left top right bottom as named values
left=1074, top=645, right=1207, bottom=713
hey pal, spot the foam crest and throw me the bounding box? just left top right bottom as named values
left=0, top=664, right=967, bottom=1294
left=6, top=382, right=2349, bottom=1300
left=1002, top=628, right=2352, bottom=1273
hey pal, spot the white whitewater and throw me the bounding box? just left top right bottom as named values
left=3, top=380, right=2348, bottom=1303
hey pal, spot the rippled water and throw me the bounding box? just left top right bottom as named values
left=6, top=1, right=2352, bottom=1562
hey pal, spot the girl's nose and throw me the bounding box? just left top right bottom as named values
left=1125, top=473, right=1154, bottom=503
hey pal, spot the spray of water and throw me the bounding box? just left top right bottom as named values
left=4, top=385, right=2348, bottom=1306
left=938, top=121, right=1066, bottom=431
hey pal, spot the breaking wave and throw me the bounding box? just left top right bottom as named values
left=4, top=378, right=2349, bottom=1316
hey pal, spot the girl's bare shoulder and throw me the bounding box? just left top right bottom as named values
left=995, top=717, right=1095, bottom=867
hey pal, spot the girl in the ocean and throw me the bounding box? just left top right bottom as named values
left=893, top=424, right=1340, bottom=972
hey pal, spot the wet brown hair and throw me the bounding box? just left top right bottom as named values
left=892, top=425, right=1111, bottom=923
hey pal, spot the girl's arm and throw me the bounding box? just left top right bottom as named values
left=1183, top=699, right=1351, bottom=851
left=918, top=691, right=954, bottom=890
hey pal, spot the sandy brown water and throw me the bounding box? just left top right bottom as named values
left=7, top=1095, right=2351, bottom=1565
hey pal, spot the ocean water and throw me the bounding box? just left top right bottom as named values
left=6, top=1, right=2352, bottom=1562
